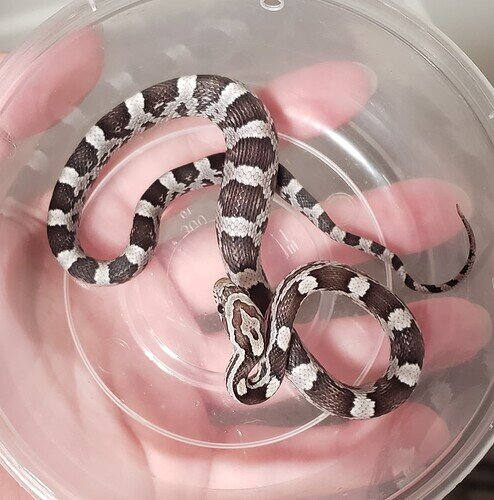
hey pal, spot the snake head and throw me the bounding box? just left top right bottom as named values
left=213, top=277, right=265, bottom=362
left=213, top=277, right=242, bottom=316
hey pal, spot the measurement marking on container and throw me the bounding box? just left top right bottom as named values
left=182, top=214, right=209, bottom=235
left=180, top=208, right=192, bottom=219
left=278, top=228, right=299, bottom=256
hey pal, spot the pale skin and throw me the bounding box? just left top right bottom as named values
left=0, top=29, right=491, bottom=498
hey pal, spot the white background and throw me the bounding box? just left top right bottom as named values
left=0, top=0, right=494, bottom=84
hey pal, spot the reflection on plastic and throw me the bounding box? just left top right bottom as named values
left=0, top=128, right=15, bottom=161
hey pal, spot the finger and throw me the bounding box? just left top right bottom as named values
left=264, top=177, right=472, bottom=285
left=317, top=177, right=472, bottom=257
left=259, top=61, right=377, bottom=139
left=405, top=297, right=491, bottom=371
left=297, top=296, right=492, bottom=383
left=0, top=28, right=103, bottom=140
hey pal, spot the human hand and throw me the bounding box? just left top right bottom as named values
left=0, top=32, right=490, bottom=498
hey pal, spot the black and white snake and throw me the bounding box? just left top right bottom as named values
left=47, top=75, right=476, bottom=419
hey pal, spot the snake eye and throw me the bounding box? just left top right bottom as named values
left=217, top=304, right=225, bottom=315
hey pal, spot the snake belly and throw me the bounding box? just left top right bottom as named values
left=47, top=75, right=475, bottom=419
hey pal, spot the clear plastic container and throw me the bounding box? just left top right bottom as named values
left=0, top=0, right=493, bottom=498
